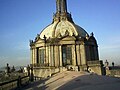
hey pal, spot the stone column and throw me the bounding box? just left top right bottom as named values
left=34, top=48, right=37, bottom=64
left=30, top=48, right=33, bottom=64
left=72, top=45, right=76, bottom=66
left=49, top=46, right=51, bottom=66
left=54, top=45, right=56, bottom=67
left=46, top=46, right=49, bottom=65
left=51, top=46, right=55, bottom=66
left=57, top=46, right=60, bottom=67
left=54, top=46, right=59, bottom=67
left=80, top=44, right=87, bottom=65
left=76, top=45, right=81, bottom=65
left=79, top=45, right=82, bottom=65
left=59, top=45, right=62, bottom=67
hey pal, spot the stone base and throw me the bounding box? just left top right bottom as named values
left=87, top=60, right=104, bottom=75
left=33, top=67, right=60, bottom=78
left=78, top=65, right=88, bottom=72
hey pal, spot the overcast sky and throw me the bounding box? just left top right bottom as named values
left=0, top=0, right=120, bottom=67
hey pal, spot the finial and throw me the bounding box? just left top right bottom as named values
left=29, top=40, right=33, bottom=45
left=35, top=34, right=40, bottom=41
left=90, top=32, right=94, bottom=36
left=43, top=35, right=47, bottom=43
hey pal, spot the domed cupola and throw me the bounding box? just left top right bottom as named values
left=40, top=0, right=88, bottom=39
left=30, top=0, right=103, bottom=76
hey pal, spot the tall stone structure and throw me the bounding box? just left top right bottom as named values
left=30, top=0, right=103, bottom=77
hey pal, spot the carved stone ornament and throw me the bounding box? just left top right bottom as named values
left=35, top=34, right=40, bottom=41
left=57, top=33, right=62, bottom=38
left=65, top=30, right=69, bottom=36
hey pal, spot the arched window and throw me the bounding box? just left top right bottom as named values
left=39, top=49, right=44, bottom=64
left=62, top=45, right=72, bottom=66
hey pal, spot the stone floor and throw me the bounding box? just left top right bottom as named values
left=22, top=71, right=120, bottom=90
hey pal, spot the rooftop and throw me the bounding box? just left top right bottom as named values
left=22, top=71, right=120, bottom=90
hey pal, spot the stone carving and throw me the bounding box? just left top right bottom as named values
left=57, top=33, right=62, bottom=38
left=29, top=40, right=33, bottom=45
left=65, top=30, right=69, bottom=36
left=72, top=33, right=75, bottom=36
left=35, top=34, right=40, bottom=41
left=90, top=32, right=94, bottom=36
left=5, top=63, right=10, bottom=75
left=43, top=35, right=47, bottom=43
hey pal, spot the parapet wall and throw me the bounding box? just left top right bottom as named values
left=106, top=68, right=120, bottom=77
left=87, top=60, right=104, bottom=75
left=33, top=67, right=60, bottom=78
left=0, top=76, right=29, bottom=90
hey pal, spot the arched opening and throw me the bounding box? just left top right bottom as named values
left=62, top=45, right=72, bottom=66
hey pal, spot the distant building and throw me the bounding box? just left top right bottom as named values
left=30, top=0, right=104, bottom=78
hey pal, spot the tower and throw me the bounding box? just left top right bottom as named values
left=54, top=0, right=73, bottom=23
left=30, top=0, right=103, bottom=78
left=56, top=0, right=67, bottom=13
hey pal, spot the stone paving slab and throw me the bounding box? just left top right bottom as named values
left=22, top=71, right=120, bottom=90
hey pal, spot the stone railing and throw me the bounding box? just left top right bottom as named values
left=0, top=76, right=29, bottom=90
left=87, top=60, right=103, bottom=65
left=110, top=70, right=120, bottom=77
left=31, top=63, right=49, bottom=67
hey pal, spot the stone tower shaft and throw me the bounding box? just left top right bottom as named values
left=56, top=0, right=67, bottom=13
left=54, top=0, right=73, bottom=23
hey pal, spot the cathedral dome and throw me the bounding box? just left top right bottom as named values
left=40, top=20, right=88, bottom=39
left=39, top=0, right=88, bottom=39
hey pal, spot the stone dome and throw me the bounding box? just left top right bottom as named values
left=40, top=20, right=88, bottom=39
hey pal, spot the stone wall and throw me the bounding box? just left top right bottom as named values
left=106, top=68, right=120, bottom=77
left=87, top=60, right=104, bottom=75
left=33, top=67, right=60, bottom=78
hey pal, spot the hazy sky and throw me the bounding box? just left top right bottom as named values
left=0, top=0, right=120, bottom=67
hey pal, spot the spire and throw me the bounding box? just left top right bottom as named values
left=54, top=0, right=74, bottom=23
left=61, top=0, right=67, bottom=13
left=56, top=0, right=61, bottom=13
left=56, top=0, right=67, bottom=13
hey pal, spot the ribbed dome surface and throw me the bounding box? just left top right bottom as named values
left=40, top=20, right=88, bottom=39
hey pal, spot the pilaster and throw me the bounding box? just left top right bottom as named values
left=34, top=48, right=37, bottom=64
left=80, top=44, right=87, bottom=65
left=76, top=45, right=81, bottom=65
left=51, top=46, right=55, bottom=66
left=46, top=46, right=49, bottom=65
left=49, top=46, right=51, bottom=66
left=30, top=48, right=33, bottom=64
left=59, top=45, right=62, bottom=66
left=72, top=45, right=76, bottom=66
left=54, top=46, right=59, bottom=67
